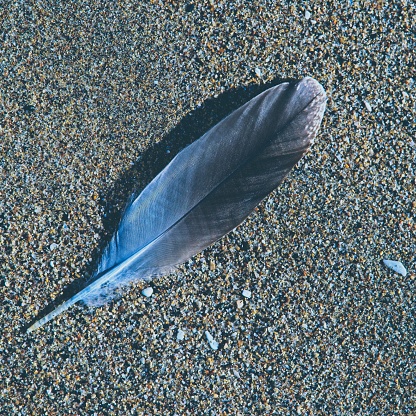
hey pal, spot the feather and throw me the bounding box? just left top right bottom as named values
left=27, top=77, right=327, bottom=332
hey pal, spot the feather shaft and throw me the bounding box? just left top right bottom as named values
left=27, top=250, right=142, bottom=332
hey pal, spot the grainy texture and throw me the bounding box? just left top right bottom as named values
left=0, top=1, right=414, bottom=415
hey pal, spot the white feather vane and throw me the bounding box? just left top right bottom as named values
left=27, top=77, right=327, bottom=332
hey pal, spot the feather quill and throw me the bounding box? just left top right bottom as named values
left=27, top=77, right=327, bottom=332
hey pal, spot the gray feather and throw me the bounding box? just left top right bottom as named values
left=27, top=77, right=326, bottom=332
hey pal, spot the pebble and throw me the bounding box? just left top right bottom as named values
left=242, top=289, right=252, bottom=298
left=383, top=260, right=407, bottom=277
left=363, top=100, right=372, bottom=112
left=205, top=331, right=219, bottom=351
left=49, top=243, right=58, bottom=251
left=176, top=329, right=185, bottom=341
left=142, top=287, right=154, bottom=297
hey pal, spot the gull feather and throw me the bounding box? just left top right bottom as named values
left=27, top=77, right=327, bottom=332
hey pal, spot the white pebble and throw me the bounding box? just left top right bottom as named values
left=205, top=331, right=219, bottom=350
left=255, top=68, right=262, bottom=78
left=383, top=260, right=407, bottom=277
left=176, top=329, right=185, bottom=341
left=364, top=100, right=372, bottom=112
left=236, top=299, right=244, bottom=309
left=142, top=287, right=153, bottom=297
left=305, top=10, right=311, bottom=19
left=49, top=243, right=58, bottom=251
left=242, top=289, right=252, bottom=298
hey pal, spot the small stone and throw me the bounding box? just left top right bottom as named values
left=255, top=68, right=262, bottom=78
left=242, top=289, right=252, bottom=298
left=176, top=329, right=185, bottom=341
left=49, top=243, right=58, bottom=251
left=383, top=260, right=407, bottom=277
left=205, top=331, right=219, bottom=350
left=305, top=10, right=311, bottom=19
left=142, top=287, right=154, bottom=297
left=236, top=299, right=244, bottom=309
left=209, top=259, right=215, bottom=271
left=364, top=100, right=372, bottom=112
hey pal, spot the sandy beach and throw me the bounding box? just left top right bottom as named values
left=0, top=1, right=414, bottom=414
